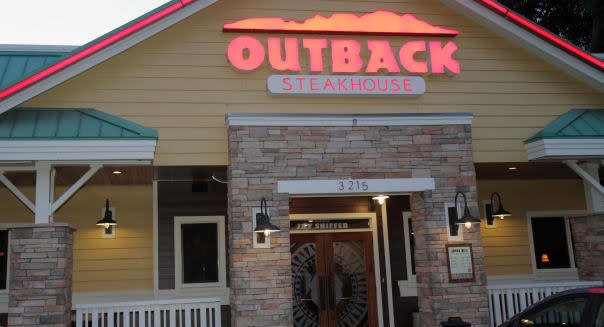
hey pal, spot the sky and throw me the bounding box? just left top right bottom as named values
left=0, top=0, right=169, bottom=46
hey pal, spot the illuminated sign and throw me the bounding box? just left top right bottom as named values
left=223, top=11, right=459, bottom=36
left=268, top=75, right=425, bottom=96
left=223, top=11, right=461, bottom=96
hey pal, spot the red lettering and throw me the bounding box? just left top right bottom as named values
left=310, top=78, right=319, bottom=91
left=377, top=79, right=388, bottom=91
left=338, top=78, right=348, bottom=91
left=227, top=36, right=265, bottom=71
left=429, top=41, right=460, bottom=74
left=391, top=79, right=401, bottom=92
left=350, top=78, right=362, bottom=91
left=267, top=38, right=301, bottom=72
left=323, top=78, right=335, bottom=91
left=363, top=78, right=376, bottom=91
left=331, top=40, right=363, bottom=73
left=282, top=77, right=293, bottom=91
left=404, top=79, right=412, bottom=92
left=399, top=41, right=428, bottom=74
left=366, top=40, right=400, bottom=73
left=296, top=77, right=306, bottom=90
left=303, top=39, right=327, bottom=72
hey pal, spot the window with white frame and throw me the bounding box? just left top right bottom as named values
left=174, top=216, right=226, bottom=288
left=528, top=215, right=576, bottom=271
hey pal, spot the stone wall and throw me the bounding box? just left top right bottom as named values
left=227, top=124, right=489, bottom=327
left=570, top=213, right=604, bottom=282
left=8, top=223, right=74, bottom=327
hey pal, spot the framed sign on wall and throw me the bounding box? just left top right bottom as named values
left=445, top=243, right=475, bottom=283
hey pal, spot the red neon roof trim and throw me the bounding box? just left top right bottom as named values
left=223, top=11, right=459, bottom=37
left=474, top=0, right=604, bottom=71
left=0, top=1, right=190, bottom=101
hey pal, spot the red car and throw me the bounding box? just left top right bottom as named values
left=499, top=288, right=604, bottom=327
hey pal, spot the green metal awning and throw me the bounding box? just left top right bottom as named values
left=0, top=52, right=64, bottom=92
left=0, top=108, right=157, bottom=140
left=525, top=109, right=604, bottom=144
left=525, top=109, right=604, bottom=160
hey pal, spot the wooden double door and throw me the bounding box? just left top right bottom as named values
left=291, top=232, right=378, bottom=327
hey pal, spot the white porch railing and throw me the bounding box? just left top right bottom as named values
left=487, top=281, right=603, bottom=327
left=74, top=297, right=221, bottom=327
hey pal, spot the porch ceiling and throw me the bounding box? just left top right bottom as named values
left=0, top=165, right=153, bottom=186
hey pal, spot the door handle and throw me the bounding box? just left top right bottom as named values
left=319, top=276, right=327, bottom=311
left=328, top=273, right=336, bottom=310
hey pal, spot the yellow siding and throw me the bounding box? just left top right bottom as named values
left=477, top=179, right=586, bottom=276
left=0, top=185, right=153, bottom=292
left=22, top=0, right=604, bottom=166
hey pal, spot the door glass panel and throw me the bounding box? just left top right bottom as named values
left=291, top=241, right=319, bottom=327
left=333, top=240, right=369, bottom=327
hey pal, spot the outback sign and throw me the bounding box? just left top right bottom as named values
left=223, top=11, right=461, bottom=97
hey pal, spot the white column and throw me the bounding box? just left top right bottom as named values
left=34, top=162, right=53, bottom=224
left=579, top=161, right=604, bottom=213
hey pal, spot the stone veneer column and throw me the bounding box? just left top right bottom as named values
left=8, top=223, right=75, bottom=327
left=570, top=214, right=604, bottom=282
left=228, top=124, right=490, bottom=327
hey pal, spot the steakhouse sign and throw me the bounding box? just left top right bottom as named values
left=223, top=11, right=460, bottom=97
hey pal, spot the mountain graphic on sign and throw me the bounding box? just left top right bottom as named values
left=223, top=11, right=459, bottom=36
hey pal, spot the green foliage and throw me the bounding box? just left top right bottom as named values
left=498, top=0, right=593, bottom=50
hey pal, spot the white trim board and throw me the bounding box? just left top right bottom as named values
left=525, top=138, right=604, bottom=160
left=0, top=0, right=218, bottom=115
left=439, top=0, right=604, bottom=91
left=278, top=178, right=435, bottom=195
left=227, top=113, right=473, bottom=127
left=0, top=140, right=157, bottom=161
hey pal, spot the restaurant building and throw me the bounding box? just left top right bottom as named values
left=0, top=0, right=603, bottom=326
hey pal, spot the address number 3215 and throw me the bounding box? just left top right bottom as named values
left=337, top=180, right=369, bottom=192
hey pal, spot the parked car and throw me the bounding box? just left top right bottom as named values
left=499, top=288, right=604, bottom=327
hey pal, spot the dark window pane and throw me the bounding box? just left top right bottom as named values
left=520, top=296, right=587, bottom=327
left=408, top=218, right=416, bottom=275
left=531, top=217, right=571, bottom=269
left=181, top=223, right=218, bottom=283
left=0, top=231, right=7, bottom=289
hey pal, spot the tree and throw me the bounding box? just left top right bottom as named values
left=498, top=0, right=604, bottom=52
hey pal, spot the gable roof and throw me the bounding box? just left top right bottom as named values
left=525, top=109, right=604, bottom=143
left=0, top=0, right=600, bottom=114
left=0, top=51, right=64, bottom=92
left=0, top=108, right=158, bottom=140
left=441, top=0, right=604, bottom=91
left=0, top=0, right=217, bottom=114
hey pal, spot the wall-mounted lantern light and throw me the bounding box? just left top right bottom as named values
left=486, top=192, right=512, bottom=225
left=449, top=192, right=481, bottom=235
left=372, top=195, right=389, bottom=205
left=254, top=198, right=280, bottom=237
left=97, top=199, right=117, bottom=234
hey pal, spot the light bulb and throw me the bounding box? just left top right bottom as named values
left=264, top=230, right=270, bottom=237
left=104, top=223, right=110, bottom=229
left=464, top=222, right=472, bottom=229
